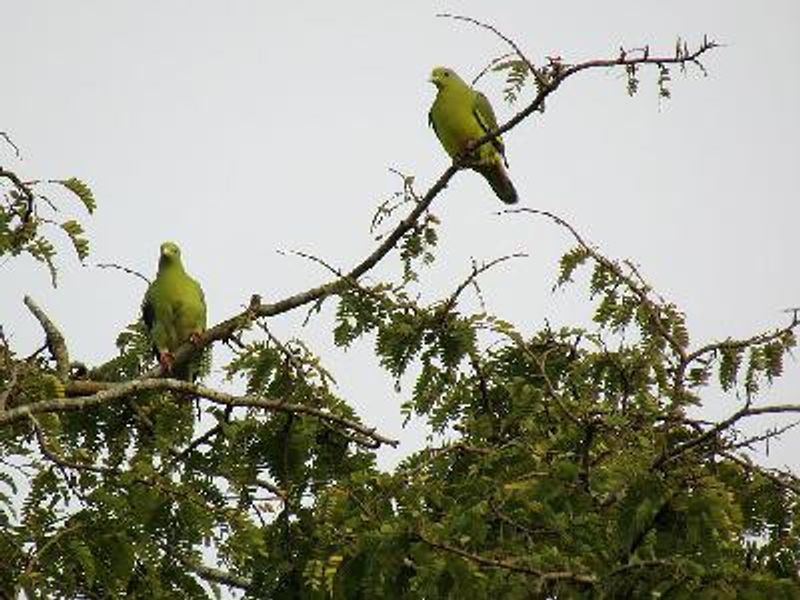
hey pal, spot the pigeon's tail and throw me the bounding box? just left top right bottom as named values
left=476, top=162, right=518, bottom=204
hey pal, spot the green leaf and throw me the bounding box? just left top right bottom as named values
left=57, top=177, right=96, bottom=213
left=61, top=219, right=90, bottom=261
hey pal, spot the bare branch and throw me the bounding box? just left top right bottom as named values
left=96, top=262, right=151, bottom=285
left=23, top=295, right=70, bottom=380
left=656, top=403, right=800, bottom=467
left=438, top=14, right=539, bottom=83
left=723, top=419, right=800, bottom=453
left=0, top=131, right=21, bottom=158
left=168, top=424, right=223, bottom=466
left=440, top=253, right=528, bottom=315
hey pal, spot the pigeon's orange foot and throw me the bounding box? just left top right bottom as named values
left=159, top=351, right=175, bottom=372
left=189, top=331, right=204, bottom=347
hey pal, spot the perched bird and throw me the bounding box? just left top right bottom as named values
left=142, top=241, right=207, bottom=380
left=428, top=66, right=518, bottom=204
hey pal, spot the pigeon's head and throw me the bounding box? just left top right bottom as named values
left=429, top=66, right=460, bottom=89
left=159, top=241, right=182, bottom=265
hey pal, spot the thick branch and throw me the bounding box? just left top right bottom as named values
left=23, top=296, right=70, bottom=380
left=185, top=559, right=251, bottom=590
left=1, top=378, right=397, bottom=448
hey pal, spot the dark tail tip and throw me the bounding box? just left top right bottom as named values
left=479, top=163, right=518, bottom=204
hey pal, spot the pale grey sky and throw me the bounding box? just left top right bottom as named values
left=2, top=2, right=798, bottom=472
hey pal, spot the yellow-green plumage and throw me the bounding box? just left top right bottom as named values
left=142, top=241, right=207, bottom=380
left=429, top=66, right=518, bottom=204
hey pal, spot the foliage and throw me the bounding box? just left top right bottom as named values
left=0, top=145, right=94, bottom=287
left=2, top=30, right=799, bottom=600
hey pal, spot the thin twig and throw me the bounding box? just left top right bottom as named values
left=720, top=451, right=799, bottom=495
left=0, top=132, right=21, bottom=158
left=505, top=208, right=689, bottom=364
left=684, top=313, right=799, bottom=366
left=96, top=262, right=151, bottom=285
left=470, top=51, right=517, bottom=86
left=168, top=424, right=223, bottom=465
left=723, top=419, right=800, bottom=453
left=440, top=253, right=528, bottom=315
left=656, top=403, right=800, bottom=467
left=438, top=14, right=540, bottom=86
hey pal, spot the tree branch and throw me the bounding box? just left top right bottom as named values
left=23, top=295, right=70, bottom=380
left=720, top=450, right=799, bottom=495
left=419, top=533, right=597, bottom=586
left=96, top=262, right=151, bottom=286
left=1, top=378, right=397, bottom=448
left=0, top=131, right=21, bottom=158
left=185, top=559, right=251, bottom=590
left=683, top=314, right=799, bottom=367
left=656, top=403, right=800, bottom=467
left=0, top=165, right=35, bottom=221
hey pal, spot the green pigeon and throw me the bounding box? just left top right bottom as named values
left=428, top=66, right=518, bottom=204
left=142, top=241, right=207, bottom=379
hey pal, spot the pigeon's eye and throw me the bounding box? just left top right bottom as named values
left=444, top=72, right=450, bottom=77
